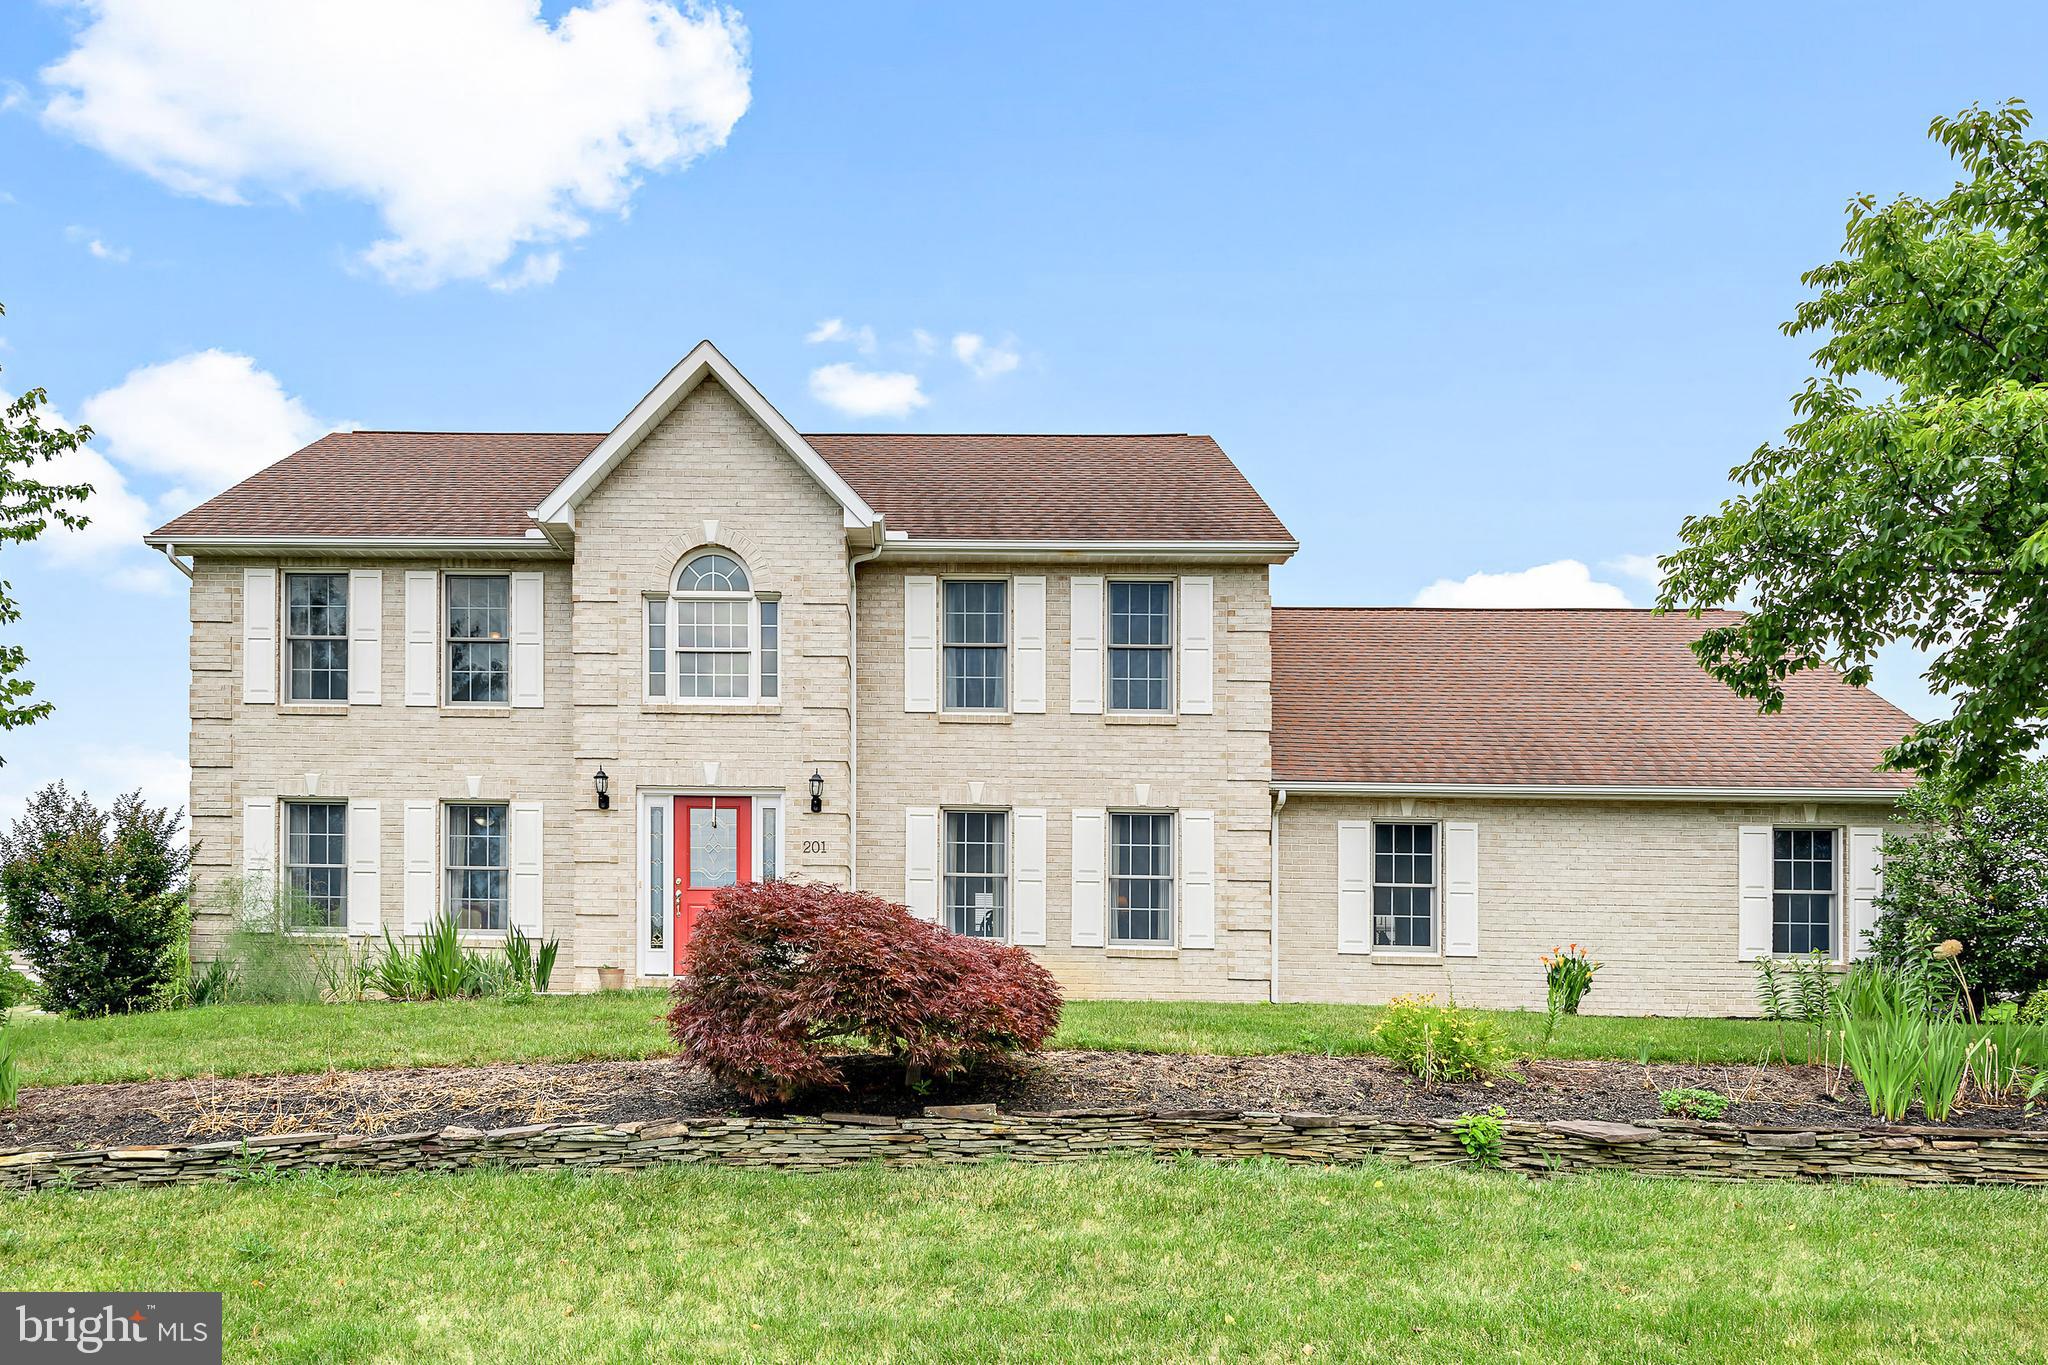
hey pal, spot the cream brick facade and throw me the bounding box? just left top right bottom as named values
left=1274, top=794, right=1896, bottom=1017
left=176, top=355, right=1900, bottom=1015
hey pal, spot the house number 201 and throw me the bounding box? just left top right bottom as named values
left=801, top=840, right=827, bottom=854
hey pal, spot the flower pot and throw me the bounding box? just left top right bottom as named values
left=596, top=966, right=626, bottom=992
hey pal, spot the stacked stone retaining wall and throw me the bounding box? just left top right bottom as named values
left=5, top=1108, right=2045, bottom=1192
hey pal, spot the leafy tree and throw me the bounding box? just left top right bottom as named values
left=1659, top=100, right=2048, bottom=794
left=0, top=300, right=95, bottom=742
left=0, top=782, right=191, bottom=1017
left=1869, top=759, right=2048, bottom=1002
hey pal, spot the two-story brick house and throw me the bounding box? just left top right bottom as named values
left=146, top=342, right=1914, bottom=1015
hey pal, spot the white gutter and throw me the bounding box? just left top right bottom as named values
left=875, top=537, right=1298, bottom=564
left=1269, top=788, right=1286, bottom=1004
left=845, top=521, right=887, bottom=888
left=155, top=541, right=193, bottom=580
left=1272, top=782, right=1905, bottom=803
left=141, top=534, right=565, bottom=556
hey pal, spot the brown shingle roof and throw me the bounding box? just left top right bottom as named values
left=804, top=433, right=1292, bottom=542
left=149, top=430, right=1294, bottom=544
left=1272, top=608, right=1916, bottom=792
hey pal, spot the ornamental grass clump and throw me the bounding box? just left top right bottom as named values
left=668, top=880, right=1063, bottom=1103
left=1370, top=994, right=1508, bottom=1084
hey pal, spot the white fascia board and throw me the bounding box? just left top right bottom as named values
left=1272, top=781, right=1906, bottom=803
left=531, top=340, right=879, bottom=530
left=878, top=537, right=1299, bottom=564
left=141, top=534, right=566, bottom=558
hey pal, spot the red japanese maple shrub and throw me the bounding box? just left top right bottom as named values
left=667, top=879, right=1063, bottom=1103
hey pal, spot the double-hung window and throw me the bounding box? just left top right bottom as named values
left=943, top=579, right=1007, bottom=710
left=446, top=574, right=510, bottom=705
left=284, top=801, right=348, bottom=930
left=1372, top=822, right=1436, bottom=951
left=1109, top=580, right=1173, bottom=713
left=944, top=810, right=1007, bottom=939
left=1772, top=828, right=1836, bottom=956
left=649, top=552, right=777, bottom=701
left=285, top=572, right=348, bottom=701
left=446, top=802, right=509, bottom=932
left=1110, top=812, right=1173, bottom=945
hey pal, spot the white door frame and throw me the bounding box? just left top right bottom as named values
left=634, top=787, right=785, bottom=978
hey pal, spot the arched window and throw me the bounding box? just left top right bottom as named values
left=646, top=550, right=779, bottom=701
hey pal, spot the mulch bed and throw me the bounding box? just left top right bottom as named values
left=6, top=1051, right=2043, bottom=1152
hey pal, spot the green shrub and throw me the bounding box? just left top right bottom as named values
left=1451, top=1105, right=1508, bottom=1166
left=1370, top=994, right=1508, bottom=1083
left=204, top=878, right=357, bottom=1005
left=1983, top=1000, right=2020, bottom=1024
left=0, top=783, right=190, bottom=1017
left=2023, top=989, right=2048, bottom=1027
left=1659, top=1087, right=1732, bottom=1119
left=360, top=917, right=559, bottom=1002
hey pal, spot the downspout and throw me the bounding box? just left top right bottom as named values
left=156, top=541, right=194, bottom=579
left=1269, top=787, right=1287, bottom=1003
left=845, top=520, right=887, bottom=888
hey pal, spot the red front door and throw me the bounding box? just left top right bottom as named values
left=673, top=795, right=751, bottom=973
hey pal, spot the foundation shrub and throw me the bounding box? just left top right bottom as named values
left=668, top=880, right=1063, bottom=1103
left=1370, top=994, right=1508, bottom=1084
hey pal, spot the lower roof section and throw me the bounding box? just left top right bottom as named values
left=1271, top=607, right=1916, bottom=794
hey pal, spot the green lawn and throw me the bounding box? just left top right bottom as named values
left=4, top=1158, right=2042, bottom=1362
left=4, top=993, right=1795, bottom=1088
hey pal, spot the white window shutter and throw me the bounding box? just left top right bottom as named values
left=1071, top=808, right=1105, bottom=946
left=1337, top=820, right=1371, bottom=954
left=1069, top=577, right=1104, bottom=714
left=1442, top=820, right=1479, bottom=957
left=903, top=576, right=938, bottom=713
left=242, top=797, right=276, bottom=905
left=509, top=801, right=544, bottom=934
left=1180, top=809, right=1216, bottom=949
left=904, top=807, right=939, bottom=921
left=1013, top=808, right=1047, bottom=946
left=403, top=800, right=438, bottom=932
left=347, top=570, right=382, bottom=705
left=242, top=567, right=277, bottom=704
left=346, top=801, right=382, bottom=937
left=1178, top=576, right=1214, bottom=715
left=509, top=572, right=544, bottom=708
left=404, top=571, right=438, bottom=706
left=1013, top=576, right=1047, bottom=713
left=1847, top=826, right=1884, bottom=960
left=1737, top=825, right=1773, bottom=961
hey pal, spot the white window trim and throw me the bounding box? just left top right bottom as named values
left=940, top=805, right=1013, bottom=943
left=643, top=553, right=779, bottom=706
left=442, top=572, right=513, bottom=708
left=1104, top=575, right=1177, bottom=717
left=281, top=568, right=351, bottom=705
left=279, top=798, right=350, bottom=936
left=634, top=789, right=785, bottom=976
left=939, top=575, right=1013, bottom=715
left=1370, top=819, right=1441, bottom=955
left=1106, top=807, right=1177, bottom=948
left=1768, top=824, right=1845, bottom=963
left=441, top=799, right=513, bottom=937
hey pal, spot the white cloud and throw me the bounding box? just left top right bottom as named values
left=1602, top=553, right=1666, bottom=591
left=21, top=350, right=338, bottom=589
left=808, top=363, right=928, bottom=419
left=910, top=328, right=938, bottom=355
left=38, top=0, right=752, bottom=290
left=81, top=349, right=338, bottom=494
left=805, top=318, right=877, bottom=354
left=952, top=332, right=1020, bottom=380
left=76, top=743, right=190, bottom=815
left=66, top=225, right=130, bottom=262
left=1412, top=559, right=1635, bottom=609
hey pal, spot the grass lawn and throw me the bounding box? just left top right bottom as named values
left=4, top=1158, right=2042, bottom=1362
left=4, top=994, right=1798, bottom=1088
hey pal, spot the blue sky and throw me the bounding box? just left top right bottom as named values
left=0, top=0, right=2038, bottom=818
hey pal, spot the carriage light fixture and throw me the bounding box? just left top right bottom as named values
left=809, top=770, right=825, bottom=813
left=594, top=767, right=610, bottom=811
